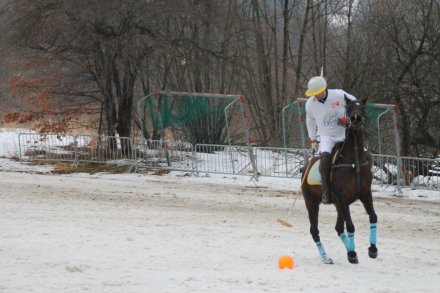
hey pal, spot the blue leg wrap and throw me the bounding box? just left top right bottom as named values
left=347, top=232, right=355, bottom=252
left=339, top=233, right=349, bottom=251
left=315, top=241, right=327, bottom=259
left=370, top=223, right=377, bottom=245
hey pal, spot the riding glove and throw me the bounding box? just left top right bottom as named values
left=311, top=140, right=318, bottom=152
left=338, top=116, right=348, bottom=126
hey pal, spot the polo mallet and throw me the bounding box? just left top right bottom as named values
left=277, top=152, right=314, bottom=228
left=277, top=191, right=300, bottom=227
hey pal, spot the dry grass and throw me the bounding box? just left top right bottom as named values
left=30, top=161, right=171, bottom=176
left=36, top=162, right=131, bottom=175
left=151, top=168, right=171, bottom=176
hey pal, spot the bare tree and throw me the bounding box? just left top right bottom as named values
left=361, top=0, right=440, bottom=156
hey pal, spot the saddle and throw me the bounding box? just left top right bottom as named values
left=304, top=143, right=343, bottom=186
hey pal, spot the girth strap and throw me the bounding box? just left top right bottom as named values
left=332, top=160, right=369, bottom=169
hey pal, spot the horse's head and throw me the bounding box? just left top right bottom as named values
left=344, top=95, right=368, bottom=131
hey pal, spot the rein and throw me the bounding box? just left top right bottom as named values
left=353, top=131, right=361, bottom=197
left=332, top=128, right=369, bottom=169
left=332, top=119, right=368, bottom=199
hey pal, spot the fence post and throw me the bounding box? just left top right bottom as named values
left=73, top=135, right=79, bottom=166
left=238, top=95, right=258, bottom=180
left=392, top=105, right=403, bottom=192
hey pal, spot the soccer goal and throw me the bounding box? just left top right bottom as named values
left=137, top=91, right=251, bottom=146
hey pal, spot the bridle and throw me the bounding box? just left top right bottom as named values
left=345, top=101, right=366, bottom=131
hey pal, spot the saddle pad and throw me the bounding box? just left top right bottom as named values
left=306, top=149, right=340, bottom=186
left=307, top=160, right=322, bottom=186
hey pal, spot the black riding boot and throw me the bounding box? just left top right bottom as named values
left=320, top=152, right=332, bottom=204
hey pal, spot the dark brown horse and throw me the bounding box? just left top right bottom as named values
left=301, top=96, right=377, bottom=264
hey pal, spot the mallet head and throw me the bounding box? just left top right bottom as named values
left=277, top=218, right=292, bottom=228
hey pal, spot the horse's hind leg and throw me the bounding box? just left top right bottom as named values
left=360, top=193, right=378, bottom=258
left=306, top=201, right=334, bottom=264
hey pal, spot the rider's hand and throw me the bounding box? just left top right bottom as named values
left=311, top=140, right=318, bottom=152
left=338, top=116, right=348, bottom=126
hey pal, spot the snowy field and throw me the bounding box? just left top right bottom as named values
left=1, top=128, right=440, bottom=292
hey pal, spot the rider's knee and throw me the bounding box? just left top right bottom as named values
left=320, top=152, right=331, bottom=158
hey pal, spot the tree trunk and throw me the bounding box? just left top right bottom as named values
left=294, top=0, right=312, bottom=98
left=251, top=0, right=276, bottom=144
left=282, top=0, right=290, bottom=106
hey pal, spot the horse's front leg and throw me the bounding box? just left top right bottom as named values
left=360, top=193, right=378, bottom=258
left=334, top=205, right=348, bottom=248
left=339, top=203, right=358, bottom=264
left=305, top=200, right=333, bottom=264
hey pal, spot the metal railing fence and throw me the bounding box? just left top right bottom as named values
left=19, top=133, right=78, bottom=164
left=371, top=154, right=401, bottom=187
left=400, top=156, right=440, bottom=191
left=18, top=133, right=134, bottom=166
left=17, top=133, right=440, bottom=192
left=75, top=135, right=134, bottom=165
left=254, top=147, right=307, bottom=178
left=193, top=144, right=255, bottom=176
left=131, top=138, right=193, bottom=172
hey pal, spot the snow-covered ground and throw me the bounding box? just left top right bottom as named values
left=1, top=128, right=440, bottom=292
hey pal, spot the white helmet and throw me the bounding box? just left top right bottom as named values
left=305, top=76, right=327, bottom=97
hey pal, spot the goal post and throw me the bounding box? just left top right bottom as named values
left=137, top=91, right=251, bottom=146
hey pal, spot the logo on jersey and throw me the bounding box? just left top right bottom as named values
left=323, top=114, right=339, bottom=126
left=329, top=101, right=341, bottom=108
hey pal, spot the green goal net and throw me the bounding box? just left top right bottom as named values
left=138, top=91, right=250, bottom=146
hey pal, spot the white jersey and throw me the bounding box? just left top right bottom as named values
left=305, top=89, right=356, bottom=143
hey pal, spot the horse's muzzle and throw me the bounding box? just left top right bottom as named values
left=349, top=115, right=364, bottom=129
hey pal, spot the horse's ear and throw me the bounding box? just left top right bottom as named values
left=361, top=97, right=369, bottom=104
left=344, top=94, right=351, bottom=104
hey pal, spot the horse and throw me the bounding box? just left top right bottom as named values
left=301, top=96, right=377, bottom=264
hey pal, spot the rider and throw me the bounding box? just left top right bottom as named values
left=304, top=76, right=356, bottom=204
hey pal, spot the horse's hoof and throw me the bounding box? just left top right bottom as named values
left=322, top=256, right=334, bottom=264
left=347, top=251, right=359, bottom=264
left=369, top=245, right=378, bottom=259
